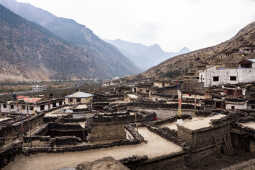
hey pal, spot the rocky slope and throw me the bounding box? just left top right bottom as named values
left=107, top=39, right=190, bottom=70
left=0, top=0, right=140, bottom=81
left=141, top=21, right=255, bottom=79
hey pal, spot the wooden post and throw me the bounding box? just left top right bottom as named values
left=178, top=90, right=182, bottom=117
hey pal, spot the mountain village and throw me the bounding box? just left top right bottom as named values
left=0, top=57, right=255, bottom=170
left=1, top=0, right=255, bottom=170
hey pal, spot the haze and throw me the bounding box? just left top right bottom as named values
left=18, top=0, right=255, bottom=51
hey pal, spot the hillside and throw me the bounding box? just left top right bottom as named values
left=141, top=21, right=255, bottom=79
left=107, top=39, right=190, bottom=70
left=0, top=4, right=138, bottom=82
left=0, top=0, right=140, bottom=81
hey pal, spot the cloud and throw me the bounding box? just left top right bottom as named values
left=134, top=23, right=161, bottom=43
left=18, top=0, right=255, bottom=51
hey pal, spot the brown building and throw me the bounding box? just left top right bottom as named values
left=87, top=113, right=128, bottom=142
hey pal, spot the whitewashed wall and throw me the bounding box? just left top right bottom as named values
left=226, top=103, right=247, bottom=110
left=199, top=66, right=255, bottom=87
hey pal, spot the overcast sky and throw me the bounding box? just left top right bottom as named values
left=18, top=0, right=255, bottom=52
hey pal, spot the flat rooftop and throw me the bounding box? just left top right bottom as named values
left=4, top=127, right=183, bottom=170
left=44, top=106, right=71, bottom=118
left=240, top=122, right=255, bottom=129
left=0, top=117, right=12, bottom=122
left=178, top=114, right=226, bottom=131
left=160, top=119, right=191, bottom=130
left=130, top=107, right=193, bottom=120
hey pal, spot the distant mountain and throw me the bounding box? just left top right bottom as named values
left=0, top=4, right=139, bottom=82
left=107, top=39, right=190, bottom=70
left=0, top=0, right=140, bottom=81
left=141, top=21, right=255, bottom=79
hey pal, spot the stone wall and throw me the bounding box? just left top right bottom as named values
left=131, top=102, right=197, bottom=109
left=77, top=157, right=130, bottom=170
left=0, top=140, right=22, bottom=168
left=0, top=113, right=45, bottom=146
left=222, top=159, right=255, bottom=170
left=132, top=152, right=186, bottom=170
left=88, top=123, right=126, bottom=142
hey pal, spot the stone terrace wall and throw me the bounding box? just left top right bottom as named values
left=23, top=126, right=144, bottom=154
left=131, top=102, right=197, bottom=109
left=0, top=113, right=45, bottom=146
left=133, top=152, right=186, bottom=170
left=0, top=140, right=22, bottom=168
left=222, top=159, right=255, bottom=170
left=88, top=123, right=126, bottom=142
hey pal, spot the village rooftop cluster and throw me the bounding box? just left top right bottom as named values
left=2, top=59, right=255, bottom=170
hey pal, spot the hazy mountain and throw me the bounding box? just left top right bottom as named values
left=107, top=39, right=190, bottom=70
left=0, top=4, right=140, bottom=82
left=0, top=0, right=140, bottom=81
left=141, top=21, right=255, bottom=79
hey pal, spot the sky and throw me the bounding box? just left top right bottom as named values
left=18, top=0, right=255, bottom=52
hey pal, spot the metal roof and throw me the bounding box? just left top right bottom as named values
left=66, top=91, right=94, bottom=98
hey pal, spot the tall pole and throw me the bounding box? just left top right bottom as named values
left=177, top=89, right=182, bottom=118
left=177, top=81, right=182, bottom=118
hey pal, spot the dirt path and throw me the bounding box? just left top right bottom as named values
left=4, top=127, right=182, bottom=170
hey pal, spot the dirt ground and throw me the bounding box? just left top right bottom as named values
left=3, top=127, right=182, bottom=170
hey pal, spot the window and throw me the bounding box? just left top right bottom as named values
left=252, top=105, right=255, bottom=109
left=30, top=106, right=34, bottom=111
left=22, top=105, right=26, bottom=110
left=11, top=105, right=14, bottom=109
left=213, top=76, right=219, bottom=82
left=69, top=98, right=73, bottom=102
left=59, top=101, right=63, bottom=106
left=40, top=105, right=45, bottom=111
left=53, top=103, right=56, bottom=108
left=230, top=76, right=237, bottom=81
left=231, top=106, right=235, bottom=110
left=77, top=98, right=81, bottom=103
left=3, top=104, right=6, bottom=108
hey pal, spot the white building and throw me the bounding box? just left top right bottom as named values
left=225, top=99, right=247, bottom=110
left=65, top=91, right=94, bottom=105
left=199, top=59, right=255, bottom=87
left=0, top=97, right=64, bottom=114
left=32, top=85, right=47, bottom=92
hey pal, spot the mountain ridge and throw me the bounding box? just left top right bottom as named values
left=140, top=21, right=255, bottom=79
left=0, top=0, right=140, bottom=81
left=107, top=39, right=190, bottom=70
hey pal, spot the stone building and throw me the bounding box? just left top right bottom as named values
left=225, top=98, right=247, bottom=110
left=133, top=83, right=152, bottom=96
left=199, top=59, right=255, bottom=87
left=177, top=114, right=233, bottom=165
left=65, top=91, right=94, bottom=105
left=153, top=80, right=172, bottom=88
left=87, top=113, right=128, bottom=142
left=0, top=96, right=64, bottom=114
